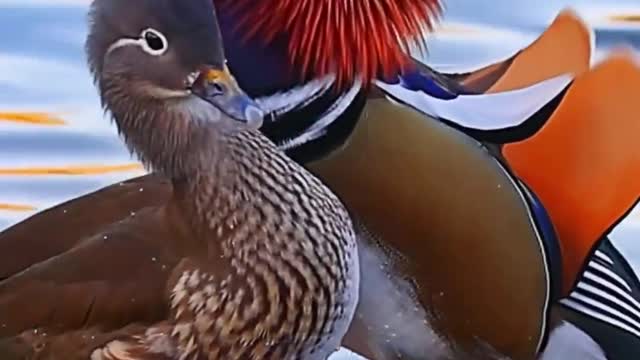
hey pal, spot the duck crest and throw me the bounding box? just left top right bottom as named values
left=216, top=0, right=442, bottom=87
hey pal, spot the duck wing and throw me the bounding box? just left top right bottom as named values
left=376, top=9, right=591, bottom=141
left=398, top=8, right=592, bottom=99
left=0, top=200, right=197, bottom=357
left=0, top=174, right=171, bottom=281
left=459, top=9, right=592, bottom=93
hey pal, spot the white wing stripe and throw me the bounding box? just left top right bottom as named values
left=576, top=282, right=640, bottom=324
left=589, top=261, right=633, bottom=293
left=561, top=298, right=640, bottom=339
left=594, top=250, right=614, bottom=265
left=375, top=74, right=572, bottom=131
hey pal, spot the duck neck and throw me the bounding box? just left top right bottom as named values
left=110, top=93, right=295, bottom=233
left=107, top=91, right=229, bottom=173
left=169, top=129, right=263, bottom=238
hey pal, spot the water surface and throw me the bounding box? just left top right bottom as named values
left=0, top=2, right=638, bottom=358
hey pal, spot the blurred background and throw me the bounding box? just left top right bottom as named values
left=0, top=0, right=638, bottom=270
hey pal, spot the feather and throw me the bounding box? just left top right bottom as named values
left=216, top=0, right=442, bottom=88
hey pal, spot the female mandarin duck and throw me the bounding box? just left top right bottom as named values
left=0, top=0, right=362, bottom=358
left=1, top=0, right=639, bottom=359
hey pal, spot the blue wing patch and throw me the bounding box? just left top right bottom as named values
left=519, top=180, right=563, bottom=303
left=396, top=70, right=460, bottom=100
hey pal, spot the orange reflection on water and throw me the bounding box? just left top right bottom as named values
left=609, top=14, right=640, bottom=24
left=0, top=163, right=143, bottom=176
left=0, top=112, right=66, bottom=126
left=0, top=203, right=37, bottom=212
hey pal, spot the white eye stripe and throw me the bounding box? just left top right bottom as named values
left=106, top=37, right=143, bottom=55
left=105, top=28, right=168, bottom=57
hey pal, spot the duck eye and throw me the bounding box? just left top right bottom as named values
left=140, top=28, right=167, bottom=55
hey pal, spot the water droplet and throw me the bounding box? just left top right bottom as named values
left=151, top=257, right=157, bottom=262
left=103, top=235, right=108, bottom=240
left=383, top=324, right=389, bottom=329
left=139, top=187, right=144, bottom=192
left=130, top=211, right=136, bottom=217
left=62, top=209, right=67, bottom=214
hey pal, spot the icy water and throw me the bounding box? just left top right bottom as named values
left=0, top=0, right=638, bottom=358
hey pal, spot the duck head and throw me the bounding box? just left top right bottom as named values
left=86, top=0, right=264, bottom=177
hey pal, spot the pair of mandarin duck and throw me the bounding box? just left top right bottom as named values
left=0, top=0, right=639, bottom=358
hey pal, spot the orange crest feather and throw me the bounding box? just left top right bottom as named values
left=217, top=0, right=442, bottom=87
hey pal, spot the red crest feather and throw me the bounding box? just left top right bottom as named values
left=216, top=0, right=442, bottom=88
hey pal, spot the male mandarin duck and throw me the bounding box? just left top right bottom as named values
left=0, top=0, right=639, bottom=359
left=0, top=0, right=362, bottom=358
left=212, top=1, right=640, bottom=358
left=371, top=9, right=640, bottom=360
